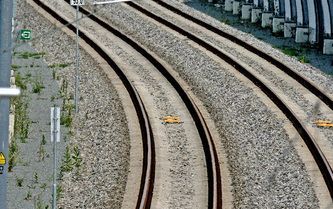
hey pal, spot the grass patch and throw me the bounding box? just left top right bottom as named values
left=11, top=64, right=21, bottom=69
left=15, top=51, right=46, bottom=59
left=16, top=177, right=24, bottom=187
left=12, top=96, right=30, bottom=143
left=48, top=62, right=71, bottom=68
left=15, top=72, right=27, bottom=90
left=32, top=78, right=45, bottom=94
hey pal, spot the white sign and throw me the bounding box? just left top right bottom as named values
left=70, top=0, right=85, bottom=6
left=50, top=107, right=60, bottom=142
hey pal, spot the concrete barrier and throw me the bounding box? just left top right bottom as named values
left=225, top=0, right=233, bottom=11
left=272, top=17, right=284, bottom=33
left=233, top=1, right=240, bottom=15
left=241, top=4, right=252, bottom=20
left=284, top=22, right=296, bottom=37
left=295, top=27, right=309, bottom=43
left=261, top=12, right=273, bottom=28
left=251, top=8, right=262, bottom=23
left=323, top=39, right=333, bottom=54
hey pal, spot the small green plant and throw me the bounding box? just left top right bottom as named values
left=60, top=146, right=74, bottom=174
left=60, top=112, right=72, bottom=128
left=8, top=138, right=18, bottom=172
left=40, top=183, right=47, bottom=190
left=52, top=69, right=56, bottom=80
left=16, top=51, right=46, bottom=59
left=38, top=135, right=47, bottom=161
left=11, top=64, right=21, bottom=69
left=16, top=177, right=24, bottom=187
left=24, top=190, right=32, bottom=200
left=32, top=78, right=45, bottom=94
left=48, top=62, right=71, bottom=68
left=33, top=172, right=38, bottom=184
left=72, top=145, right=82, bottom=169
left=298, top=55, right=310, bottom=63
left=57, top=185, right=63, bottom=200
left=34, top=195, right=48, bottom=209
left=15, top=72, right=27, bottom=90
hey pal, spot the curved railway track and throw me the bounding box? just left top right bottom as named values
left=32, top=0, right=223, bottom=208
left=123, top=0, right=333, bottom=199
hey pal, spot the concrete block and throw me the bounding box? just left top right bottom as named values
left=225, top=0, right=233, bottom=11
left=323, top=39, right=333, bottom=54
left=295, top=27, right=309, bottom=43
left=272, top=17, right=284, bottom=33
left=261, top=12, right=273, bottom=28
left=251, top=8, right=262, bottom=23
left=233, top=1, right=240, bottom=15
left=284, top=22, right=296, bottom=37
left=241, top=4, right=252, bottom=20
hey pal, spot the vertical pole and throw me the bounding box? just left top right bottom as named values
left=75, top=5, right=80, bottom=113
left=52, top=107, right=57, bottom=209
left=0, top=1, right=14, bottom=209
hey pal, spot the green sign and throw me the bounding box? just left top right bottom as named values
left=20, top=30, right=31, bottom=40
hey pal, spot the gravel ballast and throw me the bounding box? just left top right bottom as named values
left=13, top=0, right=332, bottom=208
left=14, top=1, right=131, bottom=208
left=87, top=1, right=320, bottom=208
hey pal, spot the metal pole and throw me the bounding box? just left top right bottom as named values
left=0, top=1, right=14, bottom=209
left=75, top=5, right=80, bottom=113
left=52, top=107, right=57, bottom=209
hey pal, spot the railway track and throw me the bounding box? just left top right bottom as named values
left=31, top=0, right=223, bottom=208
left=24, top=0, right=333, bottom=207
left=123, top=0, right=333, bottom=200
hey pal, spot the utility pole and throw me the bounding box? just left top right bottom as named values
left=0, top=1, right=14, bottom=209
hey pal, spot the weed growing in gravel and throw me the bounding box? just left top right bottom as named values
left=34, top=195, right=48, bottom=209
left=72, top=145, right=82, bottom=169
left=24, top=190, right=32, bottom=200
left=33, top=172, right=38, bottom=184
left=60, top=146, right=74, bottom=174
left=48, top=62, right=71, bottom=68
left=40, top=183, right=47, bottom=191
left=11, top=64, right=21, bottom=69
left=38, top=138, right=46, bottom=161
left=16, top=51, right=46, bottom=59
left=298, top=55, right=310, bottom=63
left=57, top=185, right=63, bottom=200
left=15, top=72, right=27, bottom=90
left=60, top=145, right=82, bottom=177
left=13, top=96, right=30, bottom=143
left=32, top=77, right=45, bottom=94
left=8, top=137, right=18, bottom=172
left=16, top=177, right=24, bottom=187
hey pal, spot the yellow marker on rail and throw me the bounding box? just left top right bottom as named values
left=0, top=152, right=6, bottom=165
left=313, top=120, right=333, bottom=127
left=161, top=116, right=182, bottom=124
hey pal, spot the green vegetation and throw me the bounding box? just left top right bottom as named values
left=11, top=64, right=21, bottom=69
left=24, top=190, right=32, bottom=200
left=13, top=96, right=30, bottom=143
left=60, top=145, right=82, bottom=176
left=32, top=78, right=45, bottom=94
left=33, top=172, right=38, bottom=184
left=16, top=177, right=24, bottom=187
left=15, top=51, right=46, bottom=59
left=276, top=45, right=311, bottom=63
left=57, top=185, right=63, bottom=200
left=48, top=62, right=71, bottom=68
left=8, top=137, right=18, bottom=172
left=38, top=137, right=46, bottom=161
left=15, top=72, right=27, bottom=90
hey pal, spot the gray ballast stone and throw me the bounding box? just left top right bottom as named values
left=89, top=1, right=319, bottom=208
left=15, top=1, right=130, bottom=209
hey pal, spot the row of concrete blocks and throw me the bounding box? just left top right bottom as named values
left=223, top=0, right=333, bottom=54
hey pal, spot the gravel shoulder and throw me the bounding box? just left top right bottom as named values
left=11, top=1, right=131, bottom=208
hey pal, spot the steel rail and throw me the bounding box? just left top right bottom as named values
left=127, top=1, right=333, bottom=199
left=69, top=1, right=223, bottom=208
left=31, top=0, right=155, bottom=208
left=151, top=0, right=333, bottom=111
